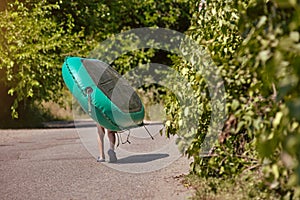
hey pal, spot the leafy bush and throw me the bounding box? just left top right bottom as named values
left=163, top=0, right=300, bottom=197
left=0, top=0, right=191, bottom=126
left=0, top=0, right=85, bottom=122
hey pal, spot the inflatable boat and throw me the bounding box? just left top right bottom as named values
left=62, top=57, right=145, bottom=131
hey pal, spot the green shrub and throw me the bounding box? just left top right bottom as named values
left=0, top=0, right=85, bottom=120
left=164, top=0, right=300, bottom=197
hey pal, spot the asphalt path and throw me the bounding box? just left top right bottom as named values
left=0, top=120, right=193, bottom=200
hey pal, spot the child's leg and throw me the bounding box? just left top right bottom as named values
left=107, top=130, right=116, bottom=150
left=107, top=130, right=117, bottom=162
left=97, top=124, right=105, bottom=160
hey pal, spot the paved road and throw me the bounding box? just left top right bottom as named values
left=0, top=121, right=193, bottom=200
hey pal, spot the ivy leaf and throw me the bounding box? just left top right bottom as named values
left=231, top=99, right=240, bottom=111
left=272, top=112, right=283, bottom=128
left=290, top=31, right=300, bottom=42
left=258, top=50, right=271, bottom=63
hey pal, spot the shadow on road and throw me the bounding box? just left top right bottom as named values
left=113, top=153, right=169, bottom=164
left=43, top=120, right=97, bottom=129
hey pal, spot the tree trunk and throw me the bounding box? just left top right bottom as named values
left=0, top=83, right=14, bottom=127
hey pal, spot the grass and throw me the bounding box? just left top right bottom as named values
left=0, top=90, right=75, bottom=129
left=41, top=100, right=74, bottom=121
left=0, top=102, right=62, bottom=129
left=183, top=171, right=280, bottom=200
left=1, top=88, right=167, bottom=129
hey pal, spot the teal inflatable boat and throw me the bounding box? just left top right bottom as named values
left=62, top=57, right=144, bottom=131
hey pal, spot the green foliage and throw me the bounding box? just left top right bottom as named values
left=163, top=0, right=300, bottom=198
left=0, top=0, right=85, bottom=119
left=165, top=0, right=255, bottom=174
left=49, top=0, right=191, bottom=74
left=49, top=0, right=190, bottom=38
left=241, top=1, right=300, bottom=197
left=184, top=171, right=280, bottom=200
left=0, top=0, right=191, bottom=123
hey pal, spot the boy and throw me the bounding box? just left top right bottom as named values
left=96, top=124, right=117, bottom=163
